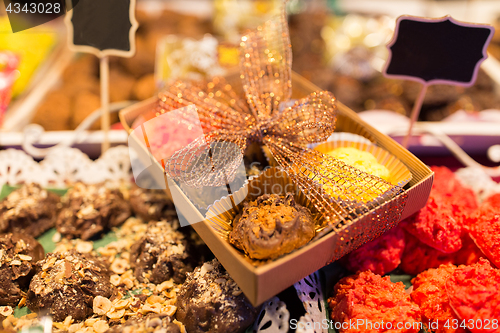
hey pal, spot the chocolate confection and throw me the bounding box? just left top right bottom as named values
left=130, top=221, right=196, bottom=284
left=0, top=233, right=44, bottom=306
left=27, top=250, right=113, bottom=322
left=175, top=259, right=257, bottom=333
left=229, top=193, right=315, bottom=260
left=56, top=183, right=131, bottom=240
left=129, top=186, right=176, bottom=222
left=0, top=183, right=60, bottom=238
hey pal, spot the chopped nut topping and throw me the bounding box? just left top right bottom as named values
left=161, top=305, right=177, bottom=317
left=52, top=232, right=62, bottom=243
left=106, top=308, right=125, bottom=319
left=93, top=319, right=109, bottom=333
left=173, top=319, right=187, bottom=333
left=112, top=299, right=129, bottom=310
left=110, top=258, right=129, bottom=274
left=146, top=295, right=165, bottom=305
left=18, top=254, right=32, bottom=261
left=75, top=241, right=93, bottom=254
left=67, top=322, right=83, bottom=332
left=110, top=274, right=121, bottom=286
left=18, top=296, right=26, bottom=308
left=156, top=279, right=174, bottom=292
left=0, top=306, right=13, bottom=317
left=85, top=317, right=99, bottom=327
left=140, top=303, right=162, bottom=314
left=121, top=278, right=134, bottom=289
left=42, top=257, right=57, bottom=271
left=93, top=296, right=112, bottom=316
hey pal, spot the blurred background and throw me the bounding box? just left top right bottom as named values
left=1, top=0, right=500, bottom=159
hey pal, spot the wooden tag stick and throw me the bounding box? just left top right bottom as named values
left=65, top=0, right=138, bottom=155
left=402, top=83, right=427, bottom=148
left=100, top=56, right=110, bottom=152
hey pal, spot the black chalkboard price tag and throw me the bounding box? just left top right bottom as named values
left=383, top=15, right=494, bottom=148
left=64, top=0, right=138, bottom=152
left=64, top=0, right=138, bottom=57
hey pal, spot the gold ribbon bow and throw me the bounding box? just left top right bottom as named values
left=154, top=8, right=405, bottom=228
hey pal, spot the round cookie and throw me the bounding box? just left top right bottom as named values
left=130, top=221, right=196, bottom=284
left=469, top=193, right=500, bottom=268
left=0, top=183, right=60, bottom=238
left=411, top=264, right=464, bottom=333
left=328, top=271, right=421, bottom=333
left=175, top=259, right=257, bottom=333
left=0, top=233, right=44, bottom=306
left=56, top=183, right=131, bottom=240
left=229, top=193, right=315, bottom=260
left=27, top=250, right=114, bottom=322
left=402, top=193, right=462, bottom=253
left=446, top=259, right=500, bottom=333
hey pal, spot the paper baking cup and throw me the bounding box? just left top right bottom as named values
left=263, top=132, right=374, bottom=168
left=307, top=132, right=373, bottom=149
left=205, top=167, right=328, bottom=262
left=313, top=140, right=412, bottom=188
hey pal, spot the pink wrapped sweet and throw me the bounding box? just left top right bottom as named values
left=131, top=107, right=214, bottom=164
left=0, top=52, right=20, bottom=127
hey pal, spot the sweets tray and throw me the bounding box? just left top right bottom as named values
left=120, top=71, right=434, bottom=305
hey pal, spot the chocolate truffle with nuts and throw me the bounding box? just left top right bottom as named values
left=27, top=250, right=114, bottom=322
left=107, top=313, right=182, bottom=333
left=129, top=186, right=177, bottom=222
left=130, top=221, right=197, bottom=284
left=229, top=193, right=315, bottom=260
left=175, top=259, right=258, bottom=333
left=0, top=233, right=45, bottom=306
left=56, top=183, right=132, bottom=240
left=0, top=183, right=60, bottom=237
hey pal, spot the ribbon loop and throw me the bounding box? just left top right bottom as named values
left=157, top=4, right=406, bottom=228
left=166, top=132, right=247, bottom=188
left=157, top=80, right=252, bottom=135
left=268, top=91, right=338, bottom=144
left=239, top=5, right=292, bottom=119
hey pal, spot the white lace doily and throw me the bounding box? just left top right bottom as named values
left=294, top=271, right=328, bottom=333
left=252, top=297, right=290, bottom=333
left=455, top=166, right=500, bottom=202
left=0, top=146, right=131, bottom=188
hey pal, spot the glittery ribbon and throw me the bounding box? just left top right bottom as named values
left=154, top=6, right=406, bottom=228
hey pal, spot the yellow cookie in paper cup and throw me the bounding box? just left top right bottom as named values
left=205, top=167, right=328, bottom=263
left=314, top=138, right=412, bottom=188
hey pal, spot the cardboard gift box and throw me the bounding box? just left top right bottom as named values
left=120, top=71, right=433, bottom=305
